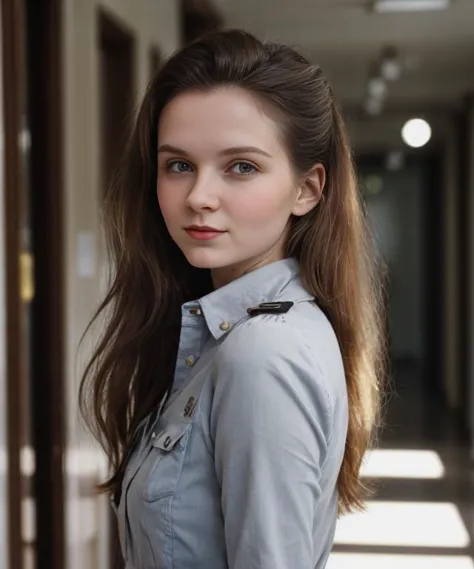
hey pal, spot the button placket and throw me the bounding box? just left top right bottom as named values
left=173, top=320, right=203, bottom=395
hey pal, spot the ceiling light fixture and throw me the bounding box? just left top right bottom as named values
left=402, top=118, right=432, bottom=148
left=380, top=46, right=401, bottom=81
left=365, top=98, right=384, bottom=116
left=381, top=59, right=401, bottom=80
left=367, top=76, right=387, bottom=99
left=374, top=0, right=450, bottom=13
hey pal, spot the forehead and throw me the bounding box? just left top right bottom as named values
left=158, top=87, right=284, bottom=155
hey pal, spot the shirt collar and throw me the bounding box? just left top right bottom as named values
left=184, top=257, right=313, bottom=340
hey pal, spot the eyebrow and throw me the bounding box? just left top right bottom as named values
left=157, top=144, right=272, bottom=158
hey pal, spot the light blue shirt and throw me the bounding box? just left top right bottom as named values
left=114, top=257, right=348, bottom=569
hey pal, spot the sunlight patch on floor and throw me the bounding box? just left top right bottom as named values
left=327, top=553, right=474, bottom=569
left=334, top=501, right=470, bottom=548
left=360, top=449, right=445, bottom=479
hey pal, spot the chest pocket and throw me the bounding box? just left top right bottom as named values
left=142, top=422, right=193, bottom=503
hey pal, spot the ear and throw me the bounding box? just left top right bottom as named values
left=292, top=163, right=326, bottom=217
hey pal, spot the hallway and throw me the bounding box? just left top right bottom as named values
left=328, top=366, right=474, bottom=568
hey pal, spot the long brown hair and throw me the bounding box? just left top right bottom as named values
left=79, top=29, right=385, bottom=514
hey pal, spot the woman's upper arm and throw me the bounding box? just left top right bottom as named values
left=210, top=319, right=333, bottom=569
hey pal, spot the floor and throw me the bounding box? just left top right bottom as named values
left=327, top=365, right=474, bottom=569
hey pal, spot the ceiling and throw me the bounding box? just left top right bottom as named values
left=213, top=0, right=474, bottom=150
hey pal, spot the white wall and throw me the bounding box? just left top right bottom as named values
left=62, top=2, right=180, bottom=567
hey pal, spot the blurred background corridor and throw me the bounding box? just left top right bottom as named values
left=1, top=0, right=474, bottom=567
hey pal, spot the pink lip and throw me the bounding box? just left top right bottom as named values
left=184, top=227, right=227, bottom=241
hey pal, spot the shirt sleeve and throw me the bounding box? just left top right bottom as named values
left=209, top=318, right=333, bottom=569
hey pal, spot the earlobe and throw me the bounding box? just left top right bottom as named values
left=292, top=164, right=326, bottom=217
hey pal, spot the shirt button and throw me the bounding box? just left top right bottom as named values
left=185, top=355, right=195, bottom=367
left=219, top=321, right=231, bottom=331
left=151, top=432, right=156, bottom=439
left=189, top=307, right=202, bottom=316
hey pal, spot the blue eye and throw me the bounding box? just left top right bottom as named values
left=230, top=162, right=257, bottom=176
left=167, top=160, right=193, bottom=173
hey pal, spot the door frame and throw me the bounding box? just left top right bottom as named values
left=25, top=0, right=65, bottom=567
left=1, top=0, right=65, bottom=568
left=2, top=0, right=27, bottom=567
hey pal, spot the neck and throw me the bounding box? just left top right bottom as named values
left=211, top=250, right=287, bottom=289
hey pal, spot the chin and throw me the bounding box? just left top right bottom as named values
left=182, top=248, right=230, bottom=270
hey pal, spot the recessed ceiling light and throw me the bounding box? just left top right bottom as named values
left=367, top=77, right=387, bottom=99
left=402, top=118, right=432, bottom=148
left=374, top=0, right=450, bottom=13
left=365, top=98, right=384, bottom=116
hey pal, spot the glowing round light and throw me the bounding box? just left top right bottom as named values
left=368, top=77, right=387, bottom=99
left=401, top=118, right=432, bottom=148
left=365, top=98, right=383, bottom=116
left=381, top=59, right=401, bottom=81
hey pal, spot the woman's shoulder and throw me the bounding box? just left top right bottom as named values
left=220, top=300, right=341, bottom=367
left=208, top=303, right=341, bottom=442
left=213, top=300, right=345, bottom=409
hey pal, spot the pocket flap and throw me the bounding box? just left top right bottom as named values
left=152, top=422, right=191, bottom=452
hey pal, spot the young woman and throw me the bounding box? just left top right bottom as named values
left=80, top=29, right=385, bottom=569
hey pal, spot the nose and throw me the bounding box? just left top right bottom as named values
left=185, top=171, right=219, bottom=212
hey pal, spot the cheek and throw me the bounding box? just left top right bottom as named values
left=229, top=182, right=294, bottom=227
left=157, top=182, right=180, bottom=221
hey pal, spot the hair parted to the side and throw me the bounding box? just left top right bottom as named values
left=79, top=29, right=386, bottom=515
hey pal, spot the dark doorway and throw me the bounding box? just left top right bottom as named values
left=150, top=45, right=161, bottom=80
left=181, top=0, right=223, bottom=44
left=457, top=100, right=472, bottom=438
left=356, top=152, right=444, bottom=395
left=98, top=10, right=135, bottom=198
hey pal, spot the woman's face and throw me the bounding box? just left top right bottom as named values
left=157, top=87, right=319, bottom=287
